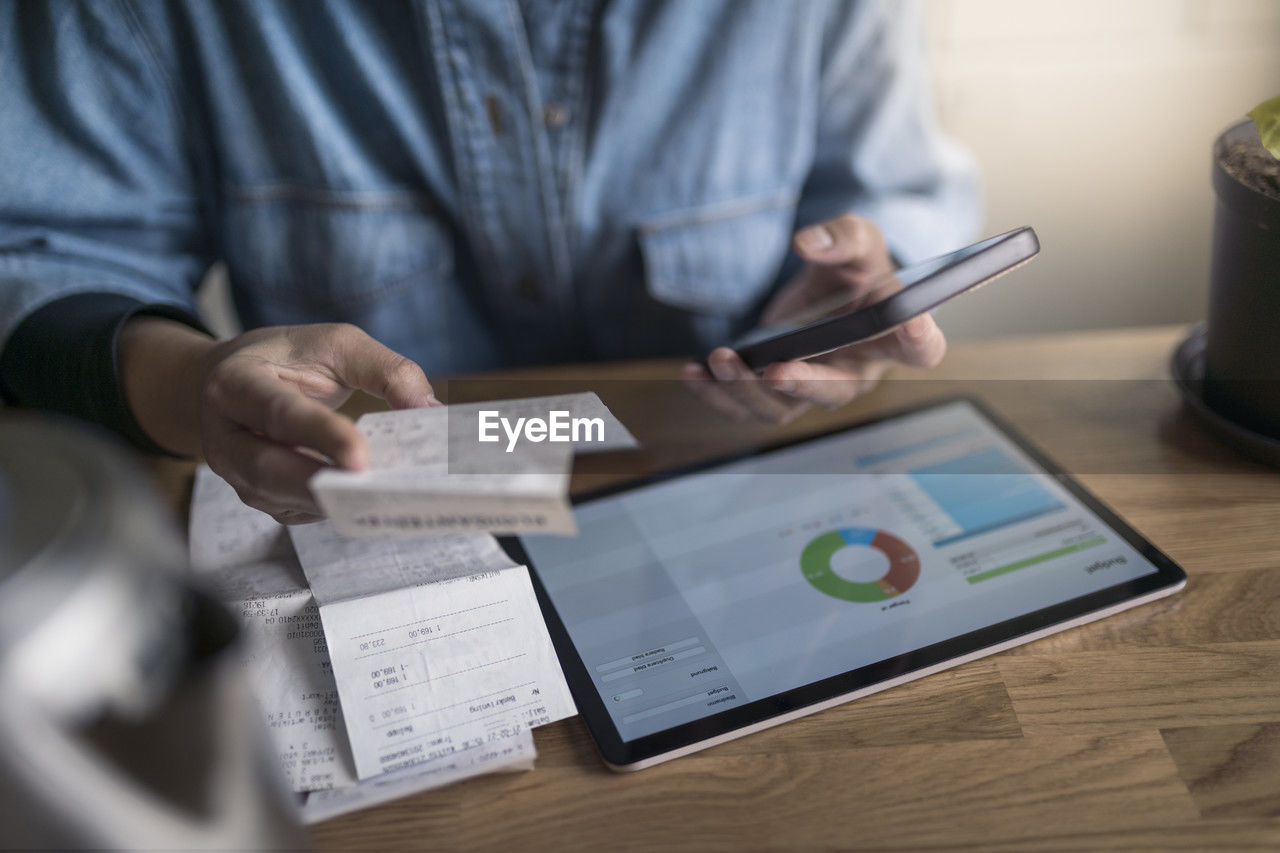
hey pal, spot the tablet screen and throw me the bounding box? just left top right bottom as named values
left=520, top=400, right=1166, bottom=743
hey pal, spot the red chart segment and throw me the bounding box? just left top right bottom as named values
left=871, top=530, right=921, bottom=597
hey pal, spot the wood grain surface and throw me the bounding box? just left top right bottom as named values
left=151, top=326, right=1280, bottom=851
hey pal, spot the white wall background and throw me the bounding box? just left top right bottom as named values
left=926, top=0, right=1280, bottom=339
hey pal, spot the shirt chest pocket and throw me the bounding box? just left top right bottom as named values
left=222, top=193, right=455, bottom=311
left=637, top=193, right=797, bottom=318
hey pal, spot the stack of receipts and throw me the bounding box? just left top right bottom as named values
left=311, top=392, right=635, bottom=539
left=186, top=393, right=634, bottom=822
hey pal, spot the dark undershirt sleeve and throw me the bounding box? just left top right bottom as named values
left=0, top=293, right=211, bottom=457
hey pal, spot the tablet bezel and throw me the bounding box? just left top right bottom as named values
left=503, top=395, right=1187, bottom=770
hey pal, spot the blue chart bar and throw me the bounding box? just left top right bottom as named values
left=839, top=527, right=878, bottom=546
left=910, top=448, right=1063, bottom=547
left=854, top=428, right=980, bottom=468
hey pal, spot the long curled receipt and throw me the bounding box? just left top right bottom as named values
left=188, top=469, right=348, bottom=792
left=309, top=392, right=636, bottom=539
left=188, top=468, right=568, bottom=820
left=299, top=725, right=534, bottom=824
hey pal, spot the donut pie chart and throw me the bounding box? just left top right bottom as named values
left=800, top=527, right=921, bottom=602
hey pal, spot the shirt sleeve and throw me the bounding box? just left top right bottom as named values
left=0, top=1, right=211, bottom=443
left=800, top=0, right=983, bottom=264
left=0, top=294, right=210, bottom=455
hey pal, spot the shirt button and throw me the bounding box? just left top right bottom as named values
left=542, top=102, right=570, bottom=129
left=486, top=94, right=504, bottom=136
left=517, top=274, right=543, bottom=303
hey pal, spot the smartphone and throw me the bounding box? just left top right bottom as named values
left=727, top=226, right=1039, bottom=371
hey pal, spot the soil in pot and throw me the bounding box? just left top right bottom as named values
left=1220, top=137, right=1280, bottom=200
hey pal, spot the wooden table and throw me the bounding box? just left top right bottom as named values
left=156, top=325, right=1280, bottom=850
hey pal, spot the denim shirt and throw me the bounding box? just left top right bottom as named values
left=0, top=0, right=979, bottom=374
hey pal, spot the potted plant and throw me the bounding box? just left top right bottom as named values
left=1179, top=95, right=1280, bottom=458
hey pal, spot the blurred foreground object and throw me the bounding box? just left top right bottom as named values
left=0, top=415, right=307, bottom=850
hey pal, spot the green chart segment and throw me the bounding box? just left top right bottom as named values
left=965, top=535, right=1107, bottom=584
left=801, top=527, right=921, bottom=603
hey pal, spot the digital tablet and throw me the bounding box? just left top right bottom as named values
left=729, top=227, right=1040, bottom=370
left=507, top=397, right=1186, bottom=770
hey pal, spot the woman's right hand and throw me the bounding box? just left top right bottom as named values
left=118, top=319, right=437, bottom=523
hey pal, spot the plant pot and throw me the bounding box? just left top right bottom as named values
left=1202, top=119, right=1280, bottom=440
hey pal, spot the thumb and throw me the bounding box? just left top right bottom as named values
left=792, top=214, right=890, bottom=271
left=321, top=324, right=438, bottom=409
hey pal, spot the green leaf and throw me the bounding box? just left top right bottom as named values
left=1248, top=94, right=1280, bottom=160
